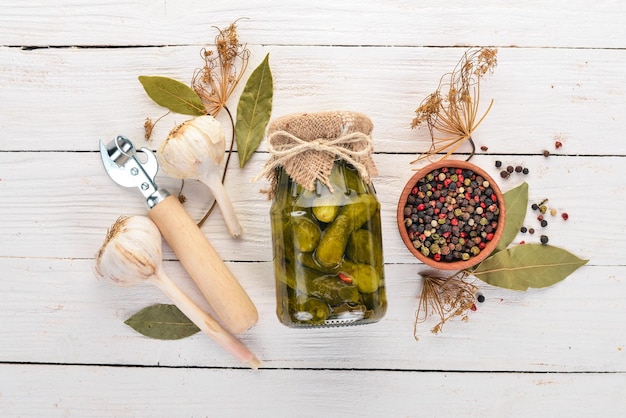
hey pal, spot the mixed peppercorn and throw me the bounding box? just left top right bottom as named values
left=519, top=198, right=569, bottom=245
left=402, top=167, right=500, bottom=263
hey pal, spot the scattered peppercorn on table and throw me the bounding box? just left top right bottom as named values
left=1, top=1, right=625, bottom=416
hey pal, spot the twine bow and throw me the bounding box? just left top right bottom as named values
left=255, top=130, right=375, bottom=192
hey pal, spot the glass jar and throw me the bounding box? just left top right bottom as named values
left=270, top=160, right=387, bottom=327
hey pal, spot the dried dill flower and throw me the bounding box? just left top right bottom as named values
left=411, top=47, right=497, bottom=163
left=143, top=112, right=169, bottom=141
left=414, top=270, right=478, bottom=341
left=144, top=117, right=154, bottom=141
left=192, top=21, right=251, bottom=117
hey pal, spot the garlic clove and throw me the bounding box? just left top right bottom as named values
left=94, top=215, right=162, bottom=286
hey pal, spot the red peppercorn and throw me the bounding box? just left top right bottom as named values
left=470, top=304, right=477, bottom=312
left=479, top=242, right=486, bottom=250
left=486, top=233, right=494, bottom=241
left=520, top=240, right=526, bottom=245
left=451, top=218, right=458, bottom=226
left=537, top=215, right=544, bottom=221
left=433, top=253, right=441, bottom=262
left=412, top=187, right=418, bottom=195
left=417, top=203, right=425, bottom=211
left=561, top=212, right=569, bottom=220
left=455, top=168, right=463, bottom=175
left=555, top=141, right=563, bottom=149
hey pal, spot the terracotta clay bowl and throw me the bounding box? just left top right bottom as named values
left=397, top=160, right=506, bottom=270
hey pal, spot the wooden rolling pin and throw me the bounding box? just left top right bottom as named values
left=149, top=195, right=258, bottom=334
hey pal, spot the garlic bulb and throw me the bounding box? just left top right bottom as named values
left=95, top=216, right=161, bottom=286
left=95, top=215, right=260, bottom=369
left=158, top=115, right=243, bottom=238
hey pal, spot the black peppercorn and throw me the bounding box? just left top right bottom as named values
left=495, top=160, right=502, bottom=168
left=522, top=168, right=529, bottom=175
left=506, top=165, right=514, bottom=173
left=540, top=235, right=549, bottom=244
left=531, top=203, right=538, bottom=211
left=541, top=219, right=548, bottom=227
left=520, top=226, right=527, bottom=233
left=477, top=294, right=485, bottom=303
left=515, top=165, right=523, bottom=173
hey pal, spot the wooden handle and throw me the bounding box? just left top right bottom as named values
left=148, top=195, right=258, bottom=334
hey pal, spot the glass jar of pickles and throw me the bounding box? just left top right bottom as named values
left=260, top=111, right=386, bottom=327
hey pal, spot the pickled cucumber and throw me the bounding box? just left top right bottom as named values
left=292, top=217, right=321, bottom=252
left=312, top=205, right=340, bottom=223
left=290, top=297, right=330, bottom=325
left=347, top=229, right=382, bottom=266
left=315, top=193, right=378, bottom=268
left=340, top=262, right=379, bottom=294
left=306, top=275, right=360, bottom=306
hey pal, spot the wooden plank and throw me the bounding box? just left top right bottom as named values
left=1, top=46, right=624, bottom=154
left=0, top=0, right=624, bottom=48
left=0, top=258, right=622, bottom=371
left=0, top=152, right=613, bottom=264
left=0, top=363, right=624, bottom=417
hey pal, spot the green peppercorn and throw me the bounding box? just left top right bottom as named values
left=461, top=253, right=470, bottom=261
left=540, top=205, right=547, bottom=214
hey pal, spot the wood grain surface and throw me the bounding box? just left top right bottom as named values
left=1, top=1, right=625, bottom=417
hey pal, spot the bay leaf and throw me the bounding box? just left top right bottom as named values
left=138, top=76, right=206, bottom=116
left=473, top=244, right=588, bottom=291
left=235, top=53, right=273, bottom=168
left=495, top=182, right=529, bottom=252
left=124, top=304, right=200, bottom=340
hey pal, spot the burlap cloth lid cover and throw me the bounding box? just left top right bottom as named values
left=260, top=110, right=378, bottom=198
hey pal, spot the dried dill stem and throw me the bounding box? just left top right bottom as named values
left=192, top=21, right=250, bottom=117
left=191, top=22, right=249, bottom=227
left=414, top=270, right=478, bottom=341
left=411, top=47, right=497, bottom=163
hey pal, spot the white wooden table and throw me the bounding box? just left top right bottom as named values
left=1, top=1, right=625, bottom=416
